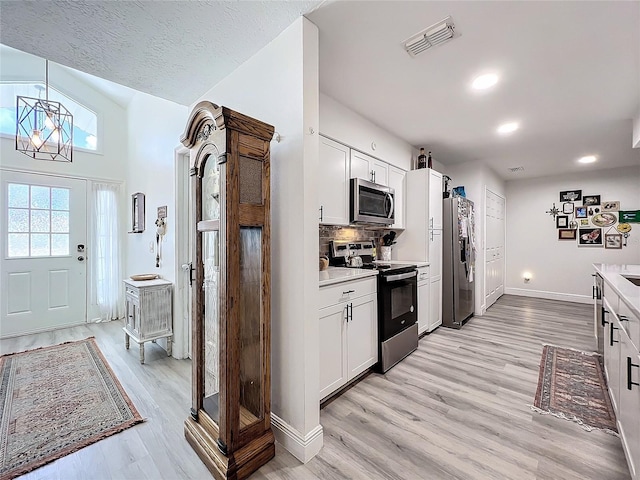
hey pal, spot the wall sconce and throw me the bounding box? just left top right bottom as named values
left=523, top=272, right=532, bottom=283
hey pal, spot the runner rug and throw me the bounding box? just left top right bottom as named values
left=532, top=344, right=617, bottom=434
left=0, top=338, right=143, bottom=480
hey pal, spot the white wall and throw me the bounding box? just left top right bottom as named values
left=320, top=93, right=419, bottom=171
left=125, top=91, right=188, bottom=353
left=633, top=109, right=640, bottom=148
left=193, top=17, right=322, bottom=462
left=442, top=162, right=506, bottom=314
left=0, top=48, right=128, bottom=181
left=506, top=166, right=640, bottom=303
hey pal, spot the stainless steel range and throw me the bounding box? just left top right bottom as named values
left=329, top=241, right=418, bottom=372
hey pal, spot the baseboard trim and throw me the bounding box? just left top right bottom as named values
left=271, top=413, right=323, bottom=463
left=504, top=288, right=591, bottom=305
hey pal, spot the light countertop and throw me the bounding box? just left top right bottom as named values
left=593, top=264, right=640, bottom=317
left=319, top=267, right=378, bottom=287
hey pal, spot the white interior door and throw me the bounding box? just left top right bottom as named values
left=484, top=188, right=505, bottom=310
left=1, top=171, right=87, bottom=338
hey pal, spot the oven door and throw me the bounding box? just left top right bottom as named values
left=379, top=270, right=417, bottom=341
left=351, top=178, right=394, bottom=225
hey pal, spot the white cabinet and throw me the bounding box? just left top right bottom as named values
left=350, top=150, right=388, bottom=185
left=347, top=295, right=379, bottom=379
left=601, top=287, right=640, bottom=480
left=429, top=277, right=442, bottom=332
left=123, top=279, right=173, bottom=364
left=604, top=298, right=622, bottom=413
left=417, top=266, right=430, bottom=335
left=318, top=303, right=347, bottom=399
left=318, top=136, right=350, bottom=225
left=387, top=165, right=406, bottom=229
left=619, top=332, right=640, bottom=479
left=428, top=170, right=443, bottom=230
left=319, top=277, right=378, bottom=400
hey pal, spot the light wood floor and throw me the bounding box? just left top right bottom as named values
left=1, top=295, right=630, bottom=480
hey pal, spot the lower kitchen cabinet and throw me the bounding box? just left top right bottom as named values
left=429, top=278, right=442, bottom=332
left=604, top=298, right=622, bottom=413
left=319, top=278, right=378, bottom=401
left=417, top=266, right=430, bottom=335
left=619, top=332, right=640, bottom=479
left=600, top=280, right=640, bottom=480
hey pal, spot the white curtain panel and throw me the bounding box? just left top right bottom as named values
left=91, top=182, right=122, bottom=321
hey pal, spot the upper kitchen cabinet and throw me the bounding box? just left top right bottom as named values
left=429, top=170, right=443, bottom=230
left=350, top=150, right=388, bottom=186
left=319, top=136, right=350, bottom=225
left=388, top=165, right=406, bottom=229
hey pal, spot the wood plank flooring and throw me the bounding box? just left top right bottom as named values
left=1, top=295, right=630, bottom=480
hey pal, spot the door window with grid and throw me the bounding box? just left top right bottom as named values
left=7, top=183, right=70, bottom=257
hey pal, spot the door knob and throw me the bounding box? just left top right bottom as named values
left=77, top=256, right=85, bottom=261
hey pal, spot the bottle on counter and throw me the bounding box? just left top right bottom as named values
left=417, top=148, right=427, bottom=169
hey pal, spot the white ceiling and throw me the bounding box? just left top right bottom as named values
left=0, top=0, right=322, bottom=106
left=308, top=1, right=640, bottom=179
left=1, top=1, right=638, bottom=180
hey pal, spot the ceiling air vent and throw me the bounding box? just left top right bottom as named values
left=508, top=166, right=525, bottom=173
left=404, top=16, right=458, bottom=57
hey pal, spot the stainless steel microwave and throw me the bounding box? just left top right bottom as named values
left=350, top=178, right=395, bottom=225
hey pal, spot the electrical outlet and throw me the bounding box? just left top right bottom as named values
left=149, top=241, right=155, bottom=253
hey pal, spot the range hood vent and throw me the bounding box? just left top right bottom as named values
left=404, top=16, right=458, bottom=57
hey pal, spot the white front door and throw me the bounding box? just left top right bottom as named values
left=1, top=171, right=87, bottom=338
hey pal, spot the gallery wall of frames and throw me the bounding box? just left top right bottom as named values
left=546, top=190, right=640, bottom=249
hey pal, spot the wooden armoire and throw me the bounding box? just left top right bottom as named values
left=180, top=102, right=275, bottom=480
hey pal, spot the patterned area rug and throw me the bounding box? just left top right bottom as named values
left=532, top=344, right=617, bottom=434
left=0, top=338, right=143, bottom=480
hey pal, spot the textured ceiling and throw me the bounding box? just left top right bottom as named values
left=309, top=1, right=640, bottom=179
left=0, top=0, right=322, bottom=105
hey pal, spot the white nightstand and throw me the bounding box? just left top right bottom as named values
left=123, top=278, right=173, bottom=363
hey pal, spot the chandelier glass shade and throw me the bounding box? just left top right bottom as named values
left=16, top=60, right=73, bottom=162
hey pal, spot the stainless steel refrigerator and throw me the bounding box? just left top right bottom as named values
left=442, top=197, right=476, bottom=328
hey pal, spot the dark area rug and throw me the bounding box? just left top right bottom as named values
left=532, top=344, right=617, bottom=434
left=0, top=338, right=143, bottom=480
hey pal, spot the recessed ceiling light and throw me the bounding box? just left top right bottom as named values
left=472, top=73, right=499, bottom=90
left=497, top=122, right=519, bottom=135
left=578, top=155, right=597, bottom=164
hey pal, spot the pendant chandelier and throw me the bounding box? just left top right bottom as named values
left=16, top=59, right=73, bottom=162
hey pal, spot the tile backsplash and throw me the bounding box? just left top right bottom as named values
left=319, top=225, right=398, bottom=258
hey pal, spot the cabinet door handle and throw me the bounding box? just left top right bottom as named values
left=344, top=303, right=353, bottom=322
left=602, top=308, right=609, bottom=327
left=620, top=315, right=629, bottom=322
left=342, top=289, right=355, bottom=295
left=319, top=206, right=323, bottom=222
left=592, top=285, right=596, bottom=299
left=610, top=322, right=619, bottom=346
left=628, top=357, right=640, bottom=390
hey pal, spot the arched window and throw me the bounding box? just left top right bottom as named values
left=0, top=82, right=98, bottom=151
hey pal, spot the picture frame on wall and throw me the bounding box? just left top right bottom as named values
left=560, top=190, right=582, bottom=202
left=619, top=210, right=640, bottom=223
left=562, top=202, right=574, bottom=214
left=558, top=229, right=577, bottom=240
left=602, top=201, right=620, bottom=212
left=556, top=216, right=569, bottom=228
left=604, top=234, right=623, bottom=249
left=583, top=195, right=601, bottom=206
left=575, top=206, right=588, bottom=218
left=580, top=219, right=590, bottom=227
left=578, top=228, right=603, bottom=247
